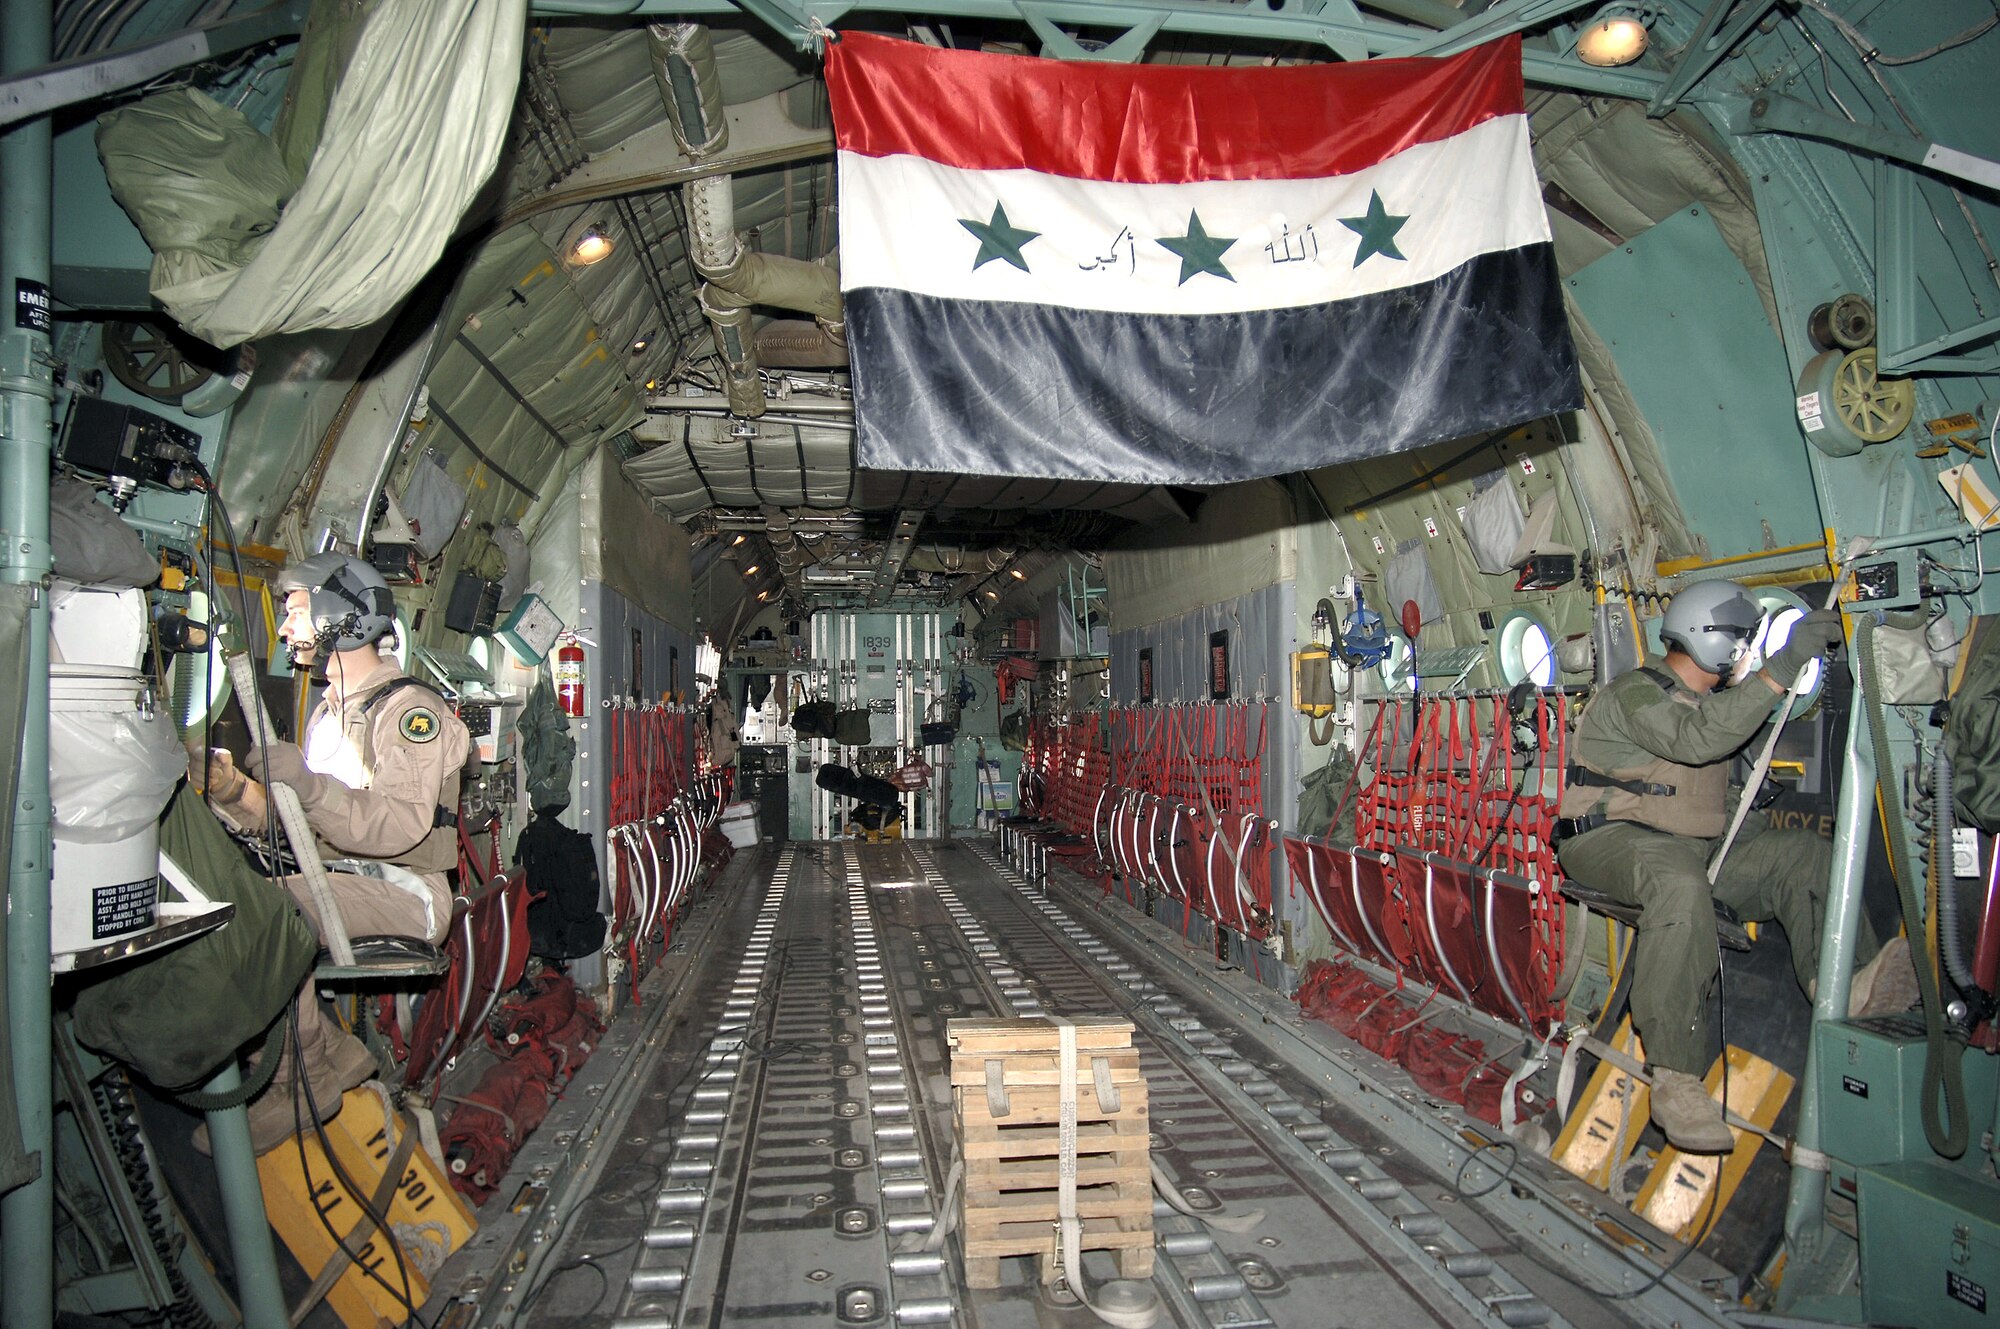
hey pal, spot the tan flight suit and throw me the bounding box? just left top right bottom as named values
left=213, top=665, right=470, bottom=1143
left=1555, top=665, right=1871, bottom=1075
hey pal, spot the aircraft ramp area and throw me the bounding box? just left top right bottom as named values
left=438, top=841, right=1727, bottom=1329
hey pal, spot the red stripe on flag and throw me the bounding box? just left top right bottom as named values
left=826, top=32, right=1522, bottom=184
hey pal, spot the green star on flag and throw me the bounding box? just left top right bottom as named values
left=1156, top=211, right=1237, bottom=285
left=1339, top=190, right=1410, bottom=267
left=958, top=202, right=1041, bottom=272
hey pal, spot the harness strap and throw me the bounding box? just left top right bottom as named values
left=1566, top=765, right=1679, bottom=799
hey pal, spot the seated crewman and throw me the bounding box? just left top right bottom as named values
left=1556, top=580, right=1915, bottom=1154
left=194, top=552, right=471, bottom=1151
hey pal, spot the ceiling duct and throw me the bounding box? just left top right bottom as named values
left=653, top=23, right=844, bottom=420
left=869, top=508, right=924, bottom=606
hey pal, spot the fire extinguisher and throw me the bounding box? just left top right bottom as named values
left=555, top=634, right=586, bottom=717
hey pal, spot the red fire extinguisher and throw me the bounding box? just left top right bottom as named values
left=554, top=634, right=586, bottom=717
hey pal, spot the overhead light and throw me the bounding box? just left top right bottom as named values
left=631, top=331, right=653, bottom=353
left=757, top=590, right=771, bottom=601
left=743, top=564, right=761, bottom=576
left=1576, top=4, right=1650, bottom=67
left=1008, top=568, right=1027, bottom=581
left=644, top=378, right=658, bottom=392
left=982, top=589, right=998, bottom=601
left=731, top=534, right=747, bottom=546
left=568, top=222, right=614, bottom=265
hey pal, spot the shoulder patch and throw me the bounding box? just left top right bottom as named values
left=399, top=706, right=442, bottom=743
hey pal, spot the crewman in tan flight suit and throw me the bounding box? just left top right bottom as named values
left=194, top=552, right=470, bottom=1151
left=1557, top=580, right=1914, bottom=1154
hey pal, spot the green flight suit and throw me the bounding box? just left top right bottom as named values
left=1556, top=665, right=1869, bottom=1074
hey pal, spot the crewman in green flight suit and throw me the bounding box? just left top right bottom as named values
left=1556, top=579, right=1916, bottom=1153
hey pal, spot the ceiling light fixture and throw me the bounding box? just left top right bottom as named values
left=631, top=332, right=652, bottom=353
left=732, top=534, right=746, bottom=546
left=569, top=222, right=614, bottom=265
left=1008, top=568, right=1027, bottom=581
left=744, top=564, right=761, bottom=576
left=1576, top=4, right=1651, bottom=67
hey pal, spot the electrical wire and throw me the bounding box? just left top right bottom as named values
left=505, top=938, right=802, bottom=1323
left=288, top=1003, right=421, bottom=1328
left=1451, top=959, right=1732, bottom=1305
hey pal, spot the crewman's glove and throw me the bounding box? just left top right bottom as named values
left=186, top=745, right=246, bottom=802
left=1767, top=609, right=1844, bottom=687
left=243, top=740, right=323, bottom=804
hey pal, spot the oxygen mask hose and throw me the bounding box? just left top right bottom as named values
left=1858, top=612, right=1971, bottom=1159
left=1931, top=742, right=1988, bottom=1009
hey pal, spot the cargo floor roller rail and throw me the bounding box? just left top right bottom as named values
left=428, top=839, right=1747, bottom=1329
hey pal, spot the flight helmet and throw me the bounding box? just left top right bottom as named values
left=1660, top=579, right=1762, bottom=676
left=273, top=552, right=397, bottom=653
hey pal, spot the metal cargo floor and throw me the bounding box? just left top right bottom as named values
left=437, top=841, right=1739, bottom=1329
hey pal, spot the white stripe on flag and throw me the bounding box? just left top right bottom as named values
left=838, top=114, right=1547, bottom=316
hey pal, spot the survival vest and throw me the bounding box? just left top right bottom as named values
left=1561, top=667, right=1731, bottom=839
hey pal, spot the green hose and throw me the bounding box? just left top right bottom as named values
left=1856, top=612, right=1970, bottom=1159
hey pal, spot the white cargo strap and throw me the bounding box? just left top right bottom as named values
left=1148, top=1159, right=1266, bottom=1233
left=1093, top=1055, right=1120, bottom=1114
left=1055, top=1017, right=1160, bottom=1329
left=1554, top=1027, right=1589, bottom=1124
left=226, top=650, right=354, bottom=968
left=1501, top=1027, right=1559, bottom=1137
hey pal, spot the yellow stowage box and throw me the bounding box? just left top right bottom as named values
left=257, top=1086, right=477, bottom=1329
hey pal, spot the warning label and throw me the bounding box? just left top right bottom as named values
left=92, top=877, right=157, bottom=940
left=1947, top=1271, right=1986, bottom=1313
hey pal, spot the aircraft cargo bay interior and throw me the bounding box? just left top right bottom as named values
left=2, top=3, right=1999, bottom=1328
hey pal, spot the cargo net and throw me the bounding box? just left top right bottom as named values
left=1286, top=690, right=1572, bottom=1033
left=1019, top=711, right=1110, bottom=836
left=604, top=702, right=730, bottom=1002
left=1095, top=702, right=1273, bottom=939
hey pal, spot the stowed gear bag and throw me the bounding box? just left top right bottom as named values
left=515, top=811, right=608, bottom=961
left=71, top=785, right=319, bottom=1091
left=1948, top=615, right=2000, bottom=832
left=815, top=763, right=902, bottom=809
left=791, top=699, right=837, bottom=740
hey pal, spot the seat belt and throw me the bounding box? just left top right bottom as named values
left=227, top=651, right=356, bottom=968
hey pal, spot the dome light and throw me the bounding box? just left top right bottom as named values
left=743, top=564, right=761, bottom=577
left=1577, top=5, right=1651, bottom=67
left=569, top=223, right=614, bottom=266
left=1008, top=568, right=1027, bottom=581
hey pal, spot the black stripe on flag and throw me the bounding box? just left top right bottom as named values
left=847, top=243, right=1580, bottom=486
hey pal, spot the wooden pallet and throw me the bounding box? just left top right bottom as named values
left=947, top=1017, right=1153, bottom=1289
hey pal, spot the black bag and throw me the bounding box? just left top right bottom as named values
left=792, top=699, right=837, bottom=740
left=920, top=721, right=957, bottom=748
left=71, top=786, right=320, bottom=1092
left=515, top=812, right=609, bottom=961
left=833, top=708, right=874, bottom=747
left=815, top=763, right=903, bottom=810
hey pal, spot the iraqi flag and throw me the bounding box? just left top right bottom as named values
left=826, top=33, right=1581, bottom=486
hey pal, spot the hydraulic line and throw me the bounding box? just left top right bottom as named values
left=1932, top=741, right=1983, bottom=996
left=1857, top=611, right=1970, bottom=1158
